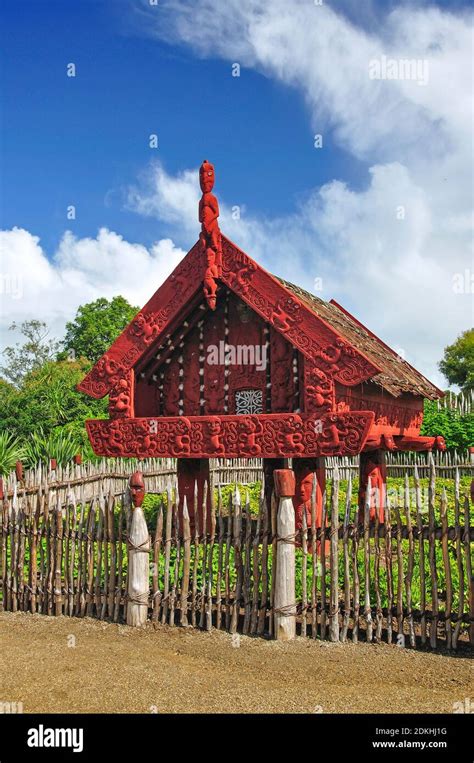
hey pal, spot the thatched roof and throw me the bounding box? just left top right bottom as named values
left=277, top=277, right=443, bottom=400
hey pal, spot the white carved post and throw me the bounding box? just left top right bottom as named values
left=273, top=469, right=296, bottom=641
left=127, top=471, right=150, bottom=627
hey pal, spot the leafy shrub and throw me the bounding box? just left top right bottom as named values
left=0, top=432, right=24, bottom=477
left=23, top=428, right=81, bottom=469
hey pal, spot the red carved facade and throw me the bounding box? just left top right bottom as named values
left=79, top=160, right=445, bottom=462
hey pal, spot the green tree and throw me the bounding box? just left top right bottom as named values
left=421, top=399, right=474, bottom=450
left=439, top=329, right=474, bottom=391
left=62, top=296, right=139, bottom=363
left=1, top=320, right=61, bottom=387
left=0, top=358, right=107, bottom=448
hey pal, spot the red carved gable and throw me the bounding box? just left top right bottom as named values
left=78, top=235, right=381, bottom=400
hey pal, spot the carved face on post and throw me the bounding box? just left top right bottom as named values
left=130, top=470, right=145, bottom=508
left=199, top=160, right=215, bottom=193
left=295, top=471, right=315, bottom=506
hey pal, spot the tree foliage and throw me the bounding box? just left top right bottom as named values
left=61, top=296, right=139, bottom=363
left=439, top=329, right=474, bottom=391
left=0, top=359, right=107, bottom=449
left=421, top=399, right=474, bottom=450
left=1, top=320, right=61, bottom=387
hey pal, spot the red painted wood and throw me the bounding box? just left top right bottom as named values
left=79, top=161, right=442, bottom=464
left=303, top=357, right=335, bottom=417
left=293, top=457, right=326, bottom=531
left=202, top=296, right=226, bottom=414
left=358, top=450, right=387, bottom=523
left=263, top=458, right=285, bottom=514
left=330, top=299, right=444, bottom=398
left=227, top=292, right=267, bottom=413
left=274, top=469, right=296, bottom=498
left=78, top=236, right=380, bottom=401
left=363, top=433, right=446, bottom=452
left=85, top=411, right=375, bottom=459
left=130, top=471, right=145, bottom=508
left=199, top=160, right=222, bottom=310
left=77, top=242, right=203, bottom=399
left=335, top=381, right=424, bottom=437
left=109, top=369, right=134, bottom=419
left=162, top=354, right=181, bottom=416
left=134, top=374, right=158, bottom=418
left=177, top=458, right=212, bottom=535
left=182, top=323, right=201, bottom=416
left=270, top=327, right=295, bottom=412
left=220, top=236, right=381, bottom=386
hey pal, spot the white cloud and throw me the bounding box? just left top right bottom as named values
left=0, top=227, right=185, bottom=352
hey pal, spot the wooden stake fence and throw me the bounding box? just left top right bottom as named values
left=0, top=464, right=472, bottom=651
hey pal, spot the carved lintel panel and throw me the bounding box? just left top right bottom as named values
left=85, top=411, right=374, bottom=459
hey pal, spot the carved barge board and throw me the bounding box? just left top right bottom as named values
left=78, top=236, right=381, bottom=400
left=86, top=411, right=375, bottom=459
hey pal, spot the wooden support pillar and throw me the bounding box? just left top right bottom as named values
left=262, top=458, right=285, bottom=517
left=273, top=468, right=296, bottom=641
left=358, top=450, right=387, bottom=524
left=177, top=458, right=212, bottom=535
left=293, top=457, right=326, bottom=534
left=127, top=471, right=150, bottom=627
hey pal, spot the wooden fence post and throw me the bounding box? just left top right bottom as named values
left=273, top=469, right=296, bottom=641
left=329, top=467, right=340, bottom=642
left=127, top=471, right=150, bottom=627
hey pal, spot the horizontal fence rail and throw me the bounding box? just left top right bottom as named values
left=4, top=450, right=474, bottom=499
left=1, top=461, right=472, bottom=651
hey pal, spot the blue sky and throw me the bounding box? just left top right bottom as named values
left=1, top=0, right=472, bottom=387
left=1, top=0, right=372, bottom=252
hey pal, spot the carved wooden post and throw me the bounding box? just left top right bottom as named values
left=177, top=458, right=212, bottom=535
left=329, top=467, right=340, bottom=642
left=127, top=471, right=150, bottom=627
left=273, top=468, right=296, bottom=641
left=358, top=450, right=387, bottom=524
left=293, top=457, right=326, bottom=540
left=263, top=458, right=285, bottom=518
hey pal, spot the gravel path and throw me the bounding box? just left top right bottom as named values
left=1, top=612, right=471, bottom=714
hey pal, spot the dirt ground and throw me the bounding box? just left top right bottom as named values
left=0, top=611, right=472, bottom=714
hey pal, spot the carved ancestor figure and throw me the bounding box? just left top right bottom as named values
left=199, top=160, right=222, bottom=310
left=127, top=471, right=149, bottom=627
left=292, top=458, right=327, bottom=552
left=109, top=374, right=133, bottom=418
left=305, top=366, right=334, bottom=414
left=207, top=417, right=225, bottom=455
left=358, top=451, right=387, bottom=523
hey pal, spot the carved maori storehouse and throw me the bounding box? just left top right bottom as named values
left=79, top=160, right=445, bottom=530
